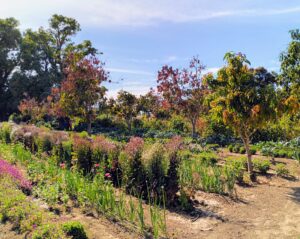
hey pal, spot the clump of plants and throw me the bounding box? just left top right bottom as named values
left=252, top=158, right=271, bottom=174
left=275, top=163, right=289, bottom=177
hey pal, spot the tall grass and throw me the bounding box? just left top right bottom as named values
left=179, top=152, right=237, bottom=195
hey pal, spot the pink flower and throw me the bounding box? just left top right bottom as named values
left=0, top=159, right=32, bottom=190
left=105, top=173, right=111, bottom=178
left=94, top=163, right=100, bottom=168
left=60, top=163, right=66, bottom=169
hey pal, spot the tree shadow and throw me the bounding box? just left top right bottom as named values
left=288, top=187, right=300, bottom=204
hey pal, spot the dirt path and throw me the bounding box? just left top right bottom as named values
left=166, top=156, right=300, bottom=239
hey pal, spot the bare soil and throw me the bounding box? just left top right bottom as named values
left=165, top=153, right=300, bottom=239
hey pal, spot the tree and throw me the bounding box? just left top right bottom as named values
left=208, top=52, right=278, bottom=179
left=7, top=15, right=97, bottom=115
left=279, top=29, right=300, bottom=115
left=58, top=53, right=108, bottom=134
left=114, top=90, right=139, bottom=131
left=0, top=18, right=21, bottom=119
left=157, top=57, right=209, bottom=137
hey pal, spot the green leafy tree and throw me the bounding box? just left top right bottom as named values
left=208, top=52, right=278, bottom=179
left=114, top=90, right=139, bottom=131
left=0, top=18, right=21, bottom=119
left=8, top=15, right=97, bottom=114
left=279, top=29, right=300, bottom=121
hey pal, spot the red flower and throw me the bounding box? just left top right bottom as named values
left=60, top=163, right=66, bottom=169
left=94, top=163, right=100, bottom=168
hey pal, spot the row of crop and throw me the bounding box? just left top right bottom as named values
left=0, top=140, right=167, bottom=238
left=256, top=140, right=300, bottom=162
left=0, top=159, right=87, bottom=239
left=228, top=144, right=257, bottom=155
left=0, top=123, right=182, bottom=203
left=0, top=123, right=246, bottom=200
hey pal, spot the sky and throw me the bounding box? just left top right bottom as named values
left=1, top=0, right=300, bottom=97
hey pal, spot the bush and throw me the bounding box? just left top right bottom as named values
left=35, top=132, right=53, bottom=153
left=239, top=146, right=246, bottom=154
left=72, top=136, right=92, bottom=174
left=249, top=148, right=257, bottom=155
left=123, top=137, right=147, bottom=197
left=275, top=163, right=289, bottom=177
left=228, top=144, right=234, bottom=152
left=198, top=152, right=218, bottom=166
left=225, top=157, right=247, bottom=183
left=0, top=122, right=12, bottom=144
left=32, top=223, right=66, bottom=239
left=62, top=221, right=87, bottom=239
left=143, top=143, right=167, bottom=200
left=53, top=140, right=73, bottom=168
left=232, top=145, right=241, bottom=153
left=253, top=159, right=271, bottom=174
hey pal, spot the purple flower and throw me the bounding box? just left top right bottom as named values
left=0, top=159, right=32, bottom=190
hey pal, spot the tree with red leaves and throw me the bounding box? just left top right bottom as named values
left=157, top=57, right=210, bottom=137
left=58, top=53, right=108, bottom=134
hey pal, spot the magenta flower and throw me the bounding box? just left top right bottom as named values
left=0, top=159, right=32, bottom=190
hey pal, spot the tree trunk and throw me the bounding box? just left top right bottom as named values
left=87, top=115, right=92, bottom=135
left=191, top=118, right=197, bottom=138
left=241, top=135, right=255, bottom=181
left=126, top=118, right=131, bottom=132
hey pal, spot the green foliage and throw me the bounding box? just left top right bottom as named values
left=225, top=157, right=247, bottom=183
left=239, top=146, right=246, bottom=154
left=143, top=143, right=167, bottom=199
left=0, top=123, right=12, bottom=143
left=32, top=223, right=66, bottom=239
left=275, top=163, right=289, bottom=177
left=252, top=159, right=271, bottom=174
left=62, top=221, right=88, bottom=239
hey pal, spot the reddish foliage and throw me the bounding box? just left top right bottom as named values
left=165, top=135, right=183, bottom=155
left=157, top=57, right=210, bottom=135
left=124, top=137, right=144, bottom=158
left=92, top=135, right=117, bottom=154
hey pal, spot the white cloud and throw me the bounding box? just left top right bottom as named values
left=203, top=67, right=220, bottom=74
left=1, top=0, right=300, bottom=29
left=107, top=67, right=155, bottom=76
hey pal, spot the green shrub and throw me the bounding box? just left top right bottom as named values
left=143, top=143, right=167, bottom=200
left=275, top=163, right=289, bottom=177
left=35, top=133, right=53, bottom=153
left=276, top=149, right=288, bottom=158
left=62, top=221, right=87, bottom=239
left=72, top=136, right=92, bottom=174
left=232, top=145, right=241, bottom=153
left=292, top=151, right=300, bottom=164
left=239, top=146, right=246, bottom=154
left=228, top=144, right=234, bottom=152
left=253, top=159, right=271, bottom=174
left=225, top=157, right=247, bottom=183
left=53, top=140, right=73, bottom=167
left=0, top=123, right=12, bottom=144
left=249, top=148, right=257, bottom=155
left=32, top=223, right=66, bottom=239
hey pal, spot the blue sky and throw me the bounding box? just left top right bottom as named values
left=1, top=0, right=300, bottom=96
